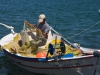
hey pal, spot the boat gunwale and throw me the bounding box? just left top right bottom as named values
left=3, top=49, right=95, bottom=62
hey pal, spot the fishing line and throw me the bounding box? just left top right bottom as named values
left=66, top=20, right=100, bottom=40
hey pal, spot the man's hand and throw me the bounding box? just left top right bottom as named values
left=37, top=29, right=42, bottom=34
left=24, top=20, right=34, bottom=28
left=42, top=32, right=48, bottom=39
left=37, top=29, right=47, bottom=38
left=42, top=32, right=46, bottom=36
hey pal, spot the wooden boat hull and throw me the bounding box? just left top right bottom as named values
left=3, top=49, right=99, bottom=75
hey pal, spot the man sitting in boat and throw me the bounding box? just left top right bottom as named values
left=19, top=14, right=51, bottom=54
left=35, top=14, right=50, bottom=39
left=25, top=14, right=50, bottom=39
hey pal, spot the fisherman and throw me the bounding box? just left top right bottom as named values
left=35, top=14, right=51, bottom=39
left=25, top=14, right=50, bottom=39
left=23, top=14, right=51, bottom=52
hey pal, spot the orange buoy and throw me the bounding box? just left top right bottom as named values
left=78, top=50, right=82, bottom=54
left=36, top=52, right=46, bottom=58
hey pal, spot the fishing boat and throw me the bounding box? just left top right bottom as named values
left=0, top=21, right=100, bottom=75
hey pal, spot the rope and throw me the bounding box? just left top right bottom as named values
left=67, top=20, right=100, bottom=39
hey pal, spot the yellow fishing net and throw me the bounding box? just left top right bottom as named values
left=46, top=39, right=82, bottom=57
left=2, top=33, right=82, bottom=57
left=2, top=33, right=21, bottom=53
left=45, top=39, right=61, bottom=48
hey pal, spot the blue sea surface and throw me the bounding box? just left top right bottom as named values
left=0, top=0, right=100, bottom=75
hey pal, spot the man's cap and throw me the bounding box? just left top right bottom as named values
left=38, top=14, right=46, bottom=22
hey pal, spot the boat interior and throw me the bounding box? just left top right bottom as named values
left=0, top=24, right=87, bottom=59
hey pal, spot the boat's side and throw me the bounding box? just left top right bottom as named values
left=3, top=49, right=99, bottom=75
left=0, top=33, right=17, bottom=46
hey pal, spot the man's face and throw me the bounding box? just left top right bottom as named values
left=40, top=19, right=45, bottom=24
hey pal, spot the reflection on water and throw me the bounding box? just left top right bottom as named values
left=77, top=68, right=83, bottom=75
